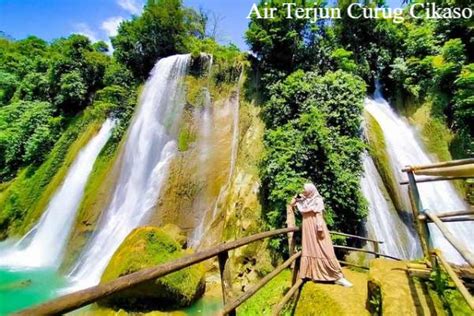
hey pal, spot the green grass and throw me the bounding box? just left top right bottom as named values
left=238, top=269, right=293, bottom=316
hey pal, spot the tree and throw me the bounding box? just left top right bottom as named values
left=112, top=0, right=190, bottom=79
left=93, top=41, right=110, bottom=53
left=0, top=101, right=62, bottom=178
left=261, top=70, right=368, bottom=251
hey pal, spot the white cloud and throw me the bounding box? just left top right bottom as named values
left=102, top=16, right=124, bottom=37
left=73, top=23, right=99, bottom=42
left=117, top=0, right=143, bottom=15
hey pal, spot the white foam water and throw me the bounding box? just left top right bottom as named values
left=365, top=85, right=472, bottom=264
left=362, top=152, right=421, bottom=259
left=65, top=54, right=191, bottom=291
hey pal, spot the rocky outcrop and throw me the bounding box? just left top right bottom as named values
left=368, top=259, right=446, bottom=315
left=99, top=226, right=205, bottom=311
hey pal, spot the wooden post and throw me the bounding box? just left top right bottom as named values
left=425, top=211, right=474, bottom=266
left=372, top=241, right=380, bottom=258
left=435, top=250, right=474, bottom=310
left=291, top=256, right=300, bottom=285
left=218, top=251, right=235, bottom=316
left=407, top=169, right=431, bottom=258
left=286, top=204, right=297, bottom=269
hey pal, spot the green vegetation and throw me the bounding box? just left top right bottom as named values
left=238, top=269, right=292, bottom=315
left=0, top=16, right=138, bottom=239
left=378, top=2, right=473, bottom=159
left=100, top=226, right=205, bottom=310
left=0, top=115, right=102, bottom=237
left=258, top=69, right=368, bottom=252
left=0, top=0, right=472, bottom=313
left=0, top=101, right=62, bottom=178
left=430, top=264, right=472, bottom=315
left=246, top=0, right=472, bottom=255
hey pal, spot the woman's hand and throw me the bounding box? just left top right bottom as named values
left=290, top=196, right=297, bottom=207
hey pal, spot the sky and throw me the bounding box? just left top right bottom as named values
left=0, top=0, right=403, bottom=50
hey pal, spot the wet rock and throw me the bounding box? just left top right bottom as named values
left=99, top=226, right=205, bottom=311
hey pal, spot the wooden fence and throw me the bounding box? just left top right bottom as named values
left=402, top=158, right=474, bottom=310
left=14, top=226, right=390, bottom=316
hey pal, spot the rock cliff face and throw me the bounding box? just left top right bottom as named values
left=198, top=98, right=275, bottom=292
left=100, top=226, right=205, bottom=310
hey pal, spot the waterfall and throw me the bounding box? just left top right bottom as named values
left=365, top=86, right=473, bottom=264
left=361, top=152, right=421, bottom=259
left=66, top=54, right=191, bottom=290
left=188, top=87, right=241, bottom=247
left=0, top=119, right=115, bottom=268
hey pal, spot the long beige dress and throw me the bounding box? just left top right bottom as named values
left=297, top=195, right=343, bottom=281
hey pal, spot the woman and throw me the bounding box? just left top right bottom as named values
left=290, top=183, right=352, bottom=287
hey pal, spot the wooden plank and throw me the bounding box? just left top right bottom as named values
left=400, top=176, right=473, bottom=185
left=272, top=278, right=304, bottom=316
left=419, top=214, right=474, bottom=223
left=334, top=245, right=400, bottom=261
left=286, top=204, right=297, bottom=269
left=402, top=159, right=474, bottom=172
left=220, top=251, right=301, bottom=315
left=436, top=210, right=474, bottom=219
left=407, top=268, right=431, bottom=279
left=338, top=260, right=369, bottom=270
left=329, top=231, right=383, bottom=244
left=13, top=227, right=300, bottom=316
left=425, top=211, right=474, bottom=266
left=413, top=165, right=474, bottom=177
left=432, top=217, right=474, bottom=223
left=435, top=251, right=474, bottom=310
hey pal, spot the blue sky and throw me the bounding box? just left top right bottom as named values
left=0, top=0, right=403, bottom=50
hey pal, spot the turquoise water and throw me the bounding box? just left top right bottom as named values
left=183, top=296, right=223, bottom=315
left=0, top=267, right=65, bottom=315
left=0, top=267, right=221, bottom=316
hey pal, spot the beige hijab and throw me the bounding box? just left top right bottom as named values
left=296, top=183, right=324, bottom=213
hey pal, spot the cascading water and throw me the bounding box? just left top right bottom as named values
left=365, top=86, right=473, bottom=264
left=67, top=54, right=191, bottom=290
left=361, top=152, right=421, bottom=259
left=188, top=88, right=241, bottom=247
left=0, top=119, right=115, bottom=268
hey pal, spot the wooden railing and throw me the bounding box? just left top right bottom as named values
left=403, top=159, right=474, bottom=310
left=14, top=226, right=391, bottom=316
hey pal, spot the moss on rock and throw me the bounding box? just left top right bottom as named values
left=61, top=137, right=124, bottom=270
left=295, top=268, right=370, bottom=316
left=365, top=111, right=404, bottom=212
left=100, top=226, right=205, bottom=311
left=368, top=259, right=446, bottom=316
